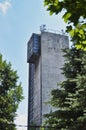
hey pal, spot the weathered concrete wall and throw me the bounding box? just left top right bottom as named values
left=33, top=56, right=42, bottom=125
left=28, top=32, right=69, bottom=126
left=41, top=32, right=69, bottom=124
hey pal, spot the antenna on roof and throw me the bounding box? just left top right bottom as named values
left=61, top=29, right=65, bottom=35
left=40, top=24, right=46, bottom=32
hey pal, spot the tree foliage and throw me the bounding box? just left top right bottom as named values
left=44, top=46, right=86, bottom=130
left=44, top=0, right=86, bottom=50
left=0, top=54, right=23, bottom=130
left=44, top=0, right=86, bottom=129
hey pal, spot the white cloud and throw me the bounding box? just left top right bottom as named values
left=0, top=0, right=11, bottom=15
left=15, top=114, right=27, bottom=130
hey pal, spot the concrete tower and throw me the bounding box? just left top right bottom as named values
left=27, top=32, right=69, bottom=126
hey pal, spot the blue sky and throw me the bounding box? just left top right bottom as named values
left=0, top=0, right=66, bottom=129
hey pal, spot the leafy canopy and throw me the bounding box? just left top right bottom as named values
left=44, top=0, right=86, bottom=50
left=44, top=0, right=86, bottom=129
left=0, top=54, right=24, bottom=130
left=44, top=47, right=86, bottom=130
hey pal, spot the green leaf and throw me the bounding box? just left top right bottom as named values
left=63, top=12, right=72, bottom=23
left=69, top=29, right=75, bottom=36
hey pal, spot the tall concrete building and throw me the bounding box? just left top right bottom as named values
left=27, top=32, right=69, bottom=126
